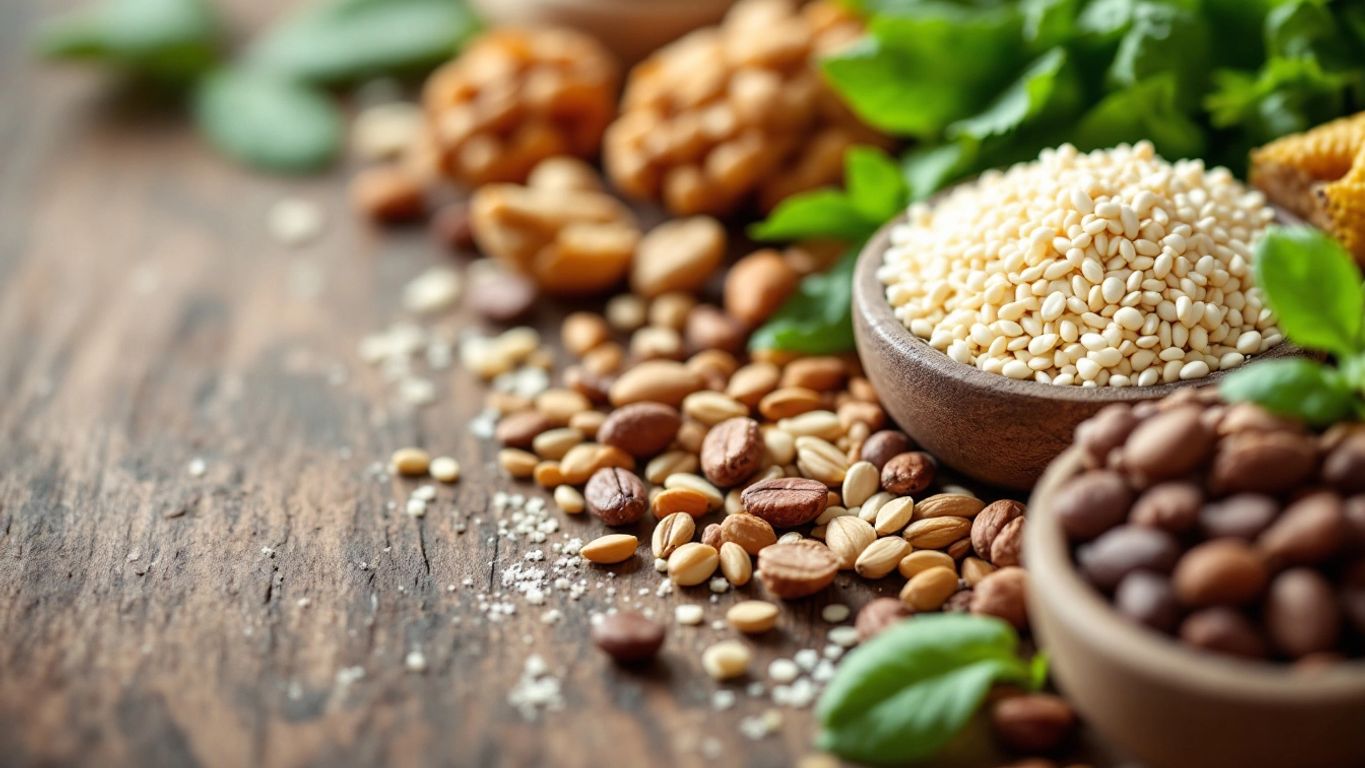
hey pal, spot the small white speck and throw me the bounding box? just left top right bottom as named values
left=674, top=604, right=704, bottom=626
left=821, top=604, right=851, bottom=623
left=404, top=650, right=428, bottom=673
left=187, top=458, right=207, bottom=477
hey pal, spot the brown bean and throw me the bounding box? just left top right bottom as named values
left=1077, top=525, right=1180, bottom=591
left=699, top=417, right=763, bottom=488
left=1199, top=494, right=1278, bottom=541
left=972, top=499, right=1025, bottom=561
left=591, top=611, right=665, bottom=663
left=495, top=411, right=552, bottom=449
left=584, top=467, right=648, bottom=526
left=1265, top=568, right=1341, bottom=659
left=1052, top=470, right=1132, bottom=542
left=469, top=271, right=539, bottom=323
left=1114, top=572, right=1180, bottom=632
left=1323, top=430, right=1365, bottom=493
left=724, top=249, right=798, bottom=328
left=881, top=452, right=936, bottom=496
left=742, top=477, right=829, bottom=528
left=1173, top=540, right=1268, bottom=607
left=855, top=597, right=912, bottom=641
left=1130, top=481, right=1201, bottom=534
left=597, top=403, right=681, bottom=458
left=1075, top=403, right=1138, bottom=468
left=1180, top=607, right=1267, bottom=659
left=685, top=305, right=746, bottom=355
left=970, top=567, right=1028, bottom=630
left=1122, top=405, right=1215, bottom=484
left=991, top=694, right=1076, bottom=754
left=1207, top=430, right=1319, bottom=496
left=1258, top=490, right=1345, bottom=568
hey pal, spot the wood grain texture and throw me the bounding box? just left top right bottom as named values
left=0, top=3, right=1131, bottom=767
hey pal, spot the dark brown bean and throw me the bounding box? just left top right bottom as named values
left=855, top=597, right=912, bottom=641
left=1207, top=430, right=1319, bottom=496
left=1115, top=572, right=1180, bottom=632
left=584, top=467, right=648, bottom=526
left=858, top=430, right=914, bottom=470
left=1180, top=607, right=1267, bottom=659
left=1341, top=561, right=1365, bottom=636
left=1345, top=496, right=1365, bottom=554
left=1122, top=405, right=1215, bottom=484
left=495, top=410, right=552, bottom=449
left=1258, top=490, right=1345, bottom=568
left=991, top=694, right=1076, bottom=753
left=1077, top=525, right=1181, bottom=591
left=591, top=610, right=665, bottom=663
left=1052, top=470, right=1132, bottom=542
left=742, top=477, right=829, bottom=528
left=1265, top=569, right=1340, bottom=659
left=699, top=417, right=763, bottom=487
left=1130, top=481, right=1201, bottom=534
left=1199, top=494, right=1278, bottom=542
left=1075, top=404, right=1138, bottom=469
left=1173, top=540, right=1268, bottom=607
left=469, top=271, right=538, bottom=324
left=597, top=402, right=681, bottom=458
left=1322, top=430, right=1365, bottom=493
left=1215, top=402, right=1301, bottom=436
left=970, top=567, right=1028, bottom=630
left=880, top=452, right=936, bottom=496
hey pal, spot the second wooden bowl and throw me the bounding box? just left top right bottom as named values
left=851, top=214, right=1296, bottom=490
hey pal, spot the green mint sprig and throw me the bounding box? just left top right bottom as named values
left=816, top=614, right=1047, bottom=765
left=1220, top=226, right=1365, bottom=426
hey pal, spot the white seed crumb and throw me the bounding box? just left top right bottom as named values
left=404, top=650, right=428, bottom=673
left=820, top=604, right=851, bottom=623
left=675, top=604, right=705, bottom=626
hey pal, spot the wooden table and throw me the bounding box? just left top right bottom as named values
left=0, top=4, right=1134, bottom=766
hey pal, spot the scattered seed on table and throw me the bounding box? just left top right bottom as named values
left=430, top=456, right=461, bottom=483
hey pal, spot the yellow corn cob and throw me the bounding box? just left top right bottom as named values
left=1250, top=112, right=1365, bottom=262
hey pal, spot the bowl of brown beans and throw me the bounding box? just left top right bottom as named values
left=1025, top=387, right=1365, bottom=768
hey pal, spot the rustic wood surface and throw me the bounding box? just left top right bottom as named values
left=0, top=3, right=1134, bottom=766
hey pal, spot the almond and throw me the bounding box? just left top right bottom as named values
left=758, top=387, right=822, bottom=420
left=901, top=566, right=960, bottom=611
left=914, top=493, right=986, bottom=520
left=719, top=541, right=753, bottom=586
left=898, top=550, right=956, bottom=580
left=874, top=496, right=916, bottom=536
left=724, top=249, right=798, bottom=327
left=727, top=362, right=781, bottom=408
left=608, top=360, right=704, bottom=407
left=826, top=516, right=876, bottom=570
left=854, top=537, right=911, bottom=580
left=683, top=391, right=749, bottom=425
left=904, top=517, right=973, bottom=550
left=653, top=487, right=711, bottom=518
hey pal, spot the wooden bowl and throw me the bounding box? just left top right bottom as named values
left=852, top=214, right=1298, bottom=490
left=468, top=0, right=735, bottom=64
left=1026, top=448, right=1365, bottom=768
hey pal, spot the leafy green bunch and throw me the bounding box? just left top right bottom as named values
left=828, top=0, right=1365, bottom=200
left=36, top=0, right=479, bottom=172
left=816, top=614, right=1048, bottom=765
left=1221, top=227, right=1365, bottom=425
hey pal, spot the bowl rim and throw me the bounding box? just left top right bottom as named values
left=854, top=212, right=1298, bottom=405
left=1027, top=447, right=1365, bottom=697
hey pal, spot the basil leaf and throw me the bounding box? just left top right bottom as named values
left=1254, top=227, right=1364, bottom=358
left=1107, top=2, right=1209, bottom=109
left=749, top=249, right=858, bottom=355
left=1220, top=358, right=1357, bottom=427
left=248, top=0, right=478, bottom=84
left=1022, top=0, right=1079, bottom=51
left=192, top=68, right=343, bottom=173
left=36, top=0, right=219, bottom=82
left=750, top=191, right=871, bottom=242
left=1264, top=0, right=1353, bottom=70
left=948, top=47, right=1080, bottom=142
left=1076, top=75, right=1205, bottom=159
left=845, top=146, right=909, bottom=223
left=817, top=614, right=1032, bottom=765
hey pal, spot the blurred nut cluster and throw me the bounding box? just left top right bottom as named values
left=604, top=0, right=887, bottom=216
left=423, top=27, right=619, bottom=185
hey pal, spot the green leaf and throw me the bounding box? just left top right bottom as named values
left=192, top=68, right=343, bottom=173
left=36, top=0, right=219, bottom=81
left=1254, top=226, right=1365, bottom=358
left=820, top=3, right=1024, bottom=138
left=902, top=141, right=978, bottom=201
left=1220, top=358, right=1358, bottom=427
left=749, top=249, right=858, bottom=355
left=845, top=146, right=910, bottom=223
left=1022, top=0, right=1080, bottom=51
left=1205, top=57, right=1351, bottom=147
left=948, top=47, right=1079, bottom=141
left=1264, top=0, right=1353, bottom=70
left=1075, top=75, right=1205, bottom=159
left=1108, top=2, right=1210, bottom=109
left=248, top=0, right=479, bottom=84
left=816, top=614, right=1032, bottom=765
left=750, top=191, right=871, bottom=243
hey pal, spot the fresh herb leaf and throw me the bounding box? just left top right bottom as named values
left=751, top=146, right=907, bottom=243
left=1264, top=0, right=1353, bottom=70
left=1022, top=0, right=1080, bottom=51
left=816, top=614, right=1042, bottom=765
left=748, top=249, right=858, bottom=355
left=1076, top=74, right=1205, bottom=159
left=948, top=47, right=1080, bottom=142
left=247, top=0, right=478, bottom=84
left=192, top=68, right=343, bottom=173
left=1206, top=56, right=1351, bottom=149
left=902, top=141, right=977, bottom=202
left=1107, top=2, right=1209, bottom=109
left=1254, top=227, right=1364, bottom=359
left=36, top=0, right=219, bottom=82
left=1221, top=358, right=1358, bottom=427
left=821, top=4, right=1024, bottom=138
